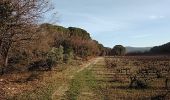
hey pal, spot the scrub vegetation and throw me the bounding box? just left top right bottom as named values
left=0, top=0, right=170, bottom=100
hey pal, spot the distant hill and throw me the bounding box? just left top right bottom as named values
left=126, top=47, right=152, bottom=53
left=150, top=42, right=170, bottom=54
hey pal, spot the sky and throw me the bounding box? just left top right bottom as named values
left=45, top=0, right=170, bottom=47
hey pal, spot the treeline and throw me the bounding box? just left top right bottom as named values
left=150, top=42, right=170, bottom=54
left=127, top=42, right=170, bottom=56
left=0, top=0, right=113, bottom=75
left=40, top=23, right=111, bottom=58
left=1, top=23, right=111, bottom=74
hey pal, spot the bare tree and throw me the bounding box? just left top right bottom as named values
left=0, top=0, right=53, bottom=75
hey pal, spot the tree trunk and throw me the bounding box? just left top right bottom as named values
left=0, top=54, right=9, bottom=75
left=165, top=78, right=169, bottom=89
left=0, top=39, right=11, bottom=75
left=4, top=55, right=8, bottom=68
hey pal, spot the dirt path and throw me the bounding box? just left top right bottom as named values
left=51, top=57, right=103, bottom=100
left=76, top=57, right=102, bottom=73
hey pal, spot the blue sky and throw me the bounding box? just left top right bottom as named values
left=45, top=0, right=170, bottom=47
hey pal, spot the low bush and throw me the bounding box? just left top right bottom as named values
left=28, top=60, right=51, bottom=71
left=129, top=78, right=148, bottom=89
left=47, top=46, right=64, bottom=65
left=64, top=49, right=74, bottom=64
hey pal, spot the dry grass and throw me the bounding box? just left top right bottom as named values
left=0, top=60, right=85, bottom=100
left=1, top=56, right=170, bottom=100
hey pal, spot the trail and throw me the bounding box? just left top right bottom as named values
left=51, top=57, right=103, bottom=100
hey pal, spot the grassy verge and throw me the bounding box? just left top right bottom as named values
left=64, top=67, right=100, bottom=100
left=7, top=60, right=84, bottom=100
left=8, top=71, right=65, bottom=100
left=11, top=83, right=59, bottom=100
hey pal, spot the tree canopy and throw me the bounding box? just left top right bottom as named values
left=0, top=0, right=53, bottom=74
left=111, top=45, right=126, bottom=56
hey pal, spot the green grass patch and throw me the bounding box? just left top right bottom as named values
left=64, top=67, right=99, bottom=100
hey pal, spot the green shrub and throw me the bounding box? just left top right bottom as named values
left=64, top=48, right=74, bottom=63
left=64, top=53, right=73, bottom=64
left=47, top=46, right=64, bottom=65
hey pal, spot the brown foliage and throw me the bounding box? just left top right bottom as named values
left=0, top=0, right=53, bottom=74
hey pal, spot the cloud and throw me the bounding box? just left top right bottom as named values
left=52, top=0, right=170, bottom=47
left=149, top=15, right=165, bottom=20
left=59, top=11, right=125, bottom=33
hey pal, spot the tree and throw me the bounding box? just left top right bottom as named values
left=112, top=45, right=126, bottom=56
left=68, top=27, right=91, bottom=40
left=36, top=24, right=106, bottom=59
left=0, top=0, right=53, bottom=75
